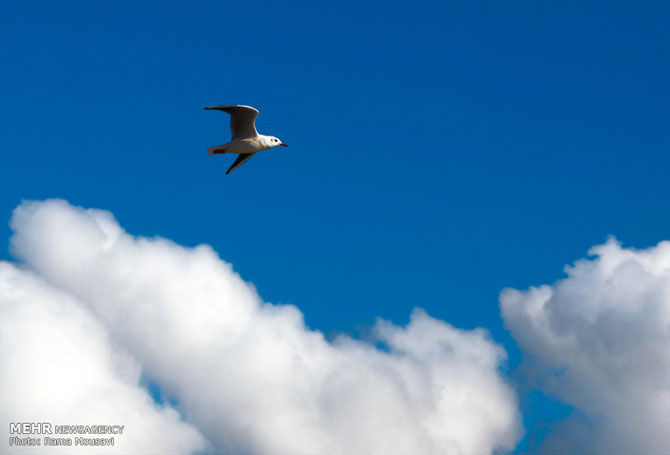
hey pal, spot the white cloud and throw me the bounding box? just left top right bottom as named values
left=0, top=262, right=207, bottom=454
left=5, top=199, right=521, bottom=455
left=501, top=238, right=670, bottom=455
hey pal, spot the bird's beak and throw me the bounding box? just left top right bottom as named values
left=280, top=143, right=288, bottom=147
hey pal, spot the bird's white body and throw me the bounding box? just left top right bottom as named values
left=204, top=105, right=287, bottom=174
left=207, top=135, right=279, bottom=155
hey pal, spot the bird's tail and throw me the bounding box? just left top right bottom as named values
left=207, top=145, right=227, bottom=155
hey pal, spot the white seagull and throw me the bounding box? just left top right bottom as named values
left=204, top=105, right=287, bottom=174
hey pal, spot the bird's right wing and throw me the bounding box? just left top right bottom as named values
left=226, top=153, right=255, bottom=174
left=204, top=105, right=259, bottom=140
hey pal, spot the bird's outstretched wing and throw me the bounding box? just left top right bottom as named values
left=226, top=153, right=255, bottom=174
left=204, top=105, right=259, bottom=140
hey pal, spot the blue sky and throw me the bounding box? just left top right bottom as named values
left=1, top=1, right=669, bottom=453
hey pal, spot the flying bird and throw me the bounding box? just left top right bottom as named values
left=204, top=105, right=287, bottom=174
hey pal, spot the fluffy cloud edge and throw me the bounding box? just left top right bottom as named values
left=500, top=237, right=670, bottom=455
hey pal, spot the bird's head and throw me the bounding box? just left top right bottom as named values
left=266, top=136, right=288, bottom=148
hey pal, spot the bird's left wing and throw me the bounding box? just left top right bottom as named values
left=226, top=153, right=255, bottom=174
left=205, top=105, right=259, bottom=140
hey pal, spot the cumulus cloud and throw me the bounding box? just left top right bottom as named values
left=501, top=238, right=670, bottom=455
left=4, top=199, right=521, bottom=455
left=0, top=262, right=207, bottom=454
